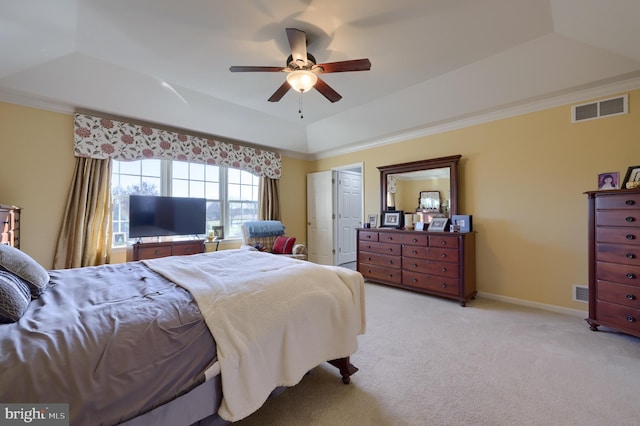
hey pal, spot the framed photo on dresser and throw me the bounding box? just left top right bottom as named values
left=427, top=217, right=449, bottom=232
left=381, top=210, right=403, bottom=229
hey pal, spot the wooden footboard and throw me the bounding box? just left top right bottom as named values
left=328, top=357, right=359, bottom=384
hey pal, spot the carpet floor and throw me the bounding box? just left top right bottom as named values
left=234, top=281, right=640, bottom=425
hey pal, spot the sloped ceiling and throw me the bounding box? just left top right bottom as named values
left=1, top=0, right=639, bottom=157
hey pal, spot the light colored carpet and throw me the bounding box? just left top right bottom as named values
left=234, top=282, right=640, bottom=425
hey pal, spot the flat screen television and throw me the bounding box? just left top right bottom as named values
left=129, top=195, right=206, bottom=238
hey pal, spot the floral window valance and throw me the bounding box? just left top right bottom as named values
left=73, top=113, right=281, bottom=179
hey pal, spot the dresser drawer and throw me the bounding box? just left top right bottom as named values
left=428, top=235, right=459, bottom=249
left=595, top=301, right=640, bottom=334
left=402, top=271, right=458, bottom=296
left=595, top=193, right=640, bottom=210
left=596, top=261, right=640, bottom=286
left=595, top=210, right=640, bottom=227
left=596, top=227, right=640, bottom=245
left=400, top=233, right=429, bottom=246
left=596, top=243, right=640, bottom=266
left=359, top=252, right=401, bottom=269
left=402, top=245, right=428, bottom=259
left=172, top=242, right=203, bottom=256
left=378, top=232, right=403, bottom=244
left=358, top=241, right=401, bottom=256
left=425, top=247, right=458, bottom=263
left=360, top=263, right=402, bottom=284
left=597, top=280, right=640, bottom=308
left=403, top=258, right=458, bottom=278
left=137, top=245, right=172, bottom=259
left=359, top=231, right=378, bottom=242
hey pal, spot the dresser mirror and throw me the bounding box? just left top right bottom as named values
left=378, top=155, right=461, bottom=219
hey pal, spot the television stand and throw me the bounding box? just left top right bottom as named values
left=127, top=239, right=205, bottom=261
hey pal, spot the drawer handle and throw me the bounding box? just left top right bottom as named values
left=412, top=238, right=418, bottom=243
left=412, top=250, right=418, bottom=255
left=412, top=263, right=418, bottom=268
left=440, top=253, right=446, bottom=258
left=412, top=278, right=418, bottom=283
left=154, top=250, right=160, bottom=255
left=626, top=316, right=635, bottom=323
left=366, top=245, right=372, bottom=249
left=366, top=235, right=372, bottom=239
left=626, top=216, right=635, bottom=223
left=626, top=234, right=635, bottom=240
left=441, top=283, right=447, bottom=288
left=367, top=257, right=372, bottom=261
left=441, top=267, right=447, bottom=272
left=627, top=253, right=635, bottom=259
left=388, top=248, right=394, bottom=252
left=626, top=200, right=635, bottom=206
left=626, top=273, right=636, bottom=279
left=388, top=260, right=394, bottom=265
left=440, top=240, right=447, bottom=245
left=388, top=273, right=393, bottom=278
left=626, top=294, right=636, bottom=300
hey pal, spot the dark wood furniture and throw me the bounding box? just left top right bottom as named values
left=357, top=228, right=476, bottom=306
left=586, top=189, right=640, bottom=338
left=0, top=204, right=21, bottom=249
left=127, top=240, right=205, bottom=261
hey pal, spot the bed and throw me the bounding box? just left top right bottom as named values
left=0, top=247, right=366, bottom=425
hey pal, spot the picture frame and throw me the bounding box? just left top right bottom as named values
left=427, top=217, right=449, bottom=232
left=622, top=165, right=640, bottom=188
left=112, top=232, right=126, bottom=247
left=367, top=214, right=378, bottom=228
left=598, top=172, right=619, bottom=190
left=414, top=222, right=425, bottom=231
left=381, top=210, right=404, bottom=229
left=451, top=214, right=472, bottom=233
left=211, top=226, right=224, bottom=239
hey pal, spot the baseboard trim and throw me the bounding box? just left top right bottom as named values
left=477, top=292, right=587, bottom=318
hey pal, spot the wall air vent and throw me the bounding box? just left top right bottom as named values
left=573, top=285, right=589, bottom=303
left=572, top=94, right=628, bottom=123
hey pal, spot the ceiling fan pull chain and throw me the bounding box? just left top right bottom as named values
left=299, top=92, right=304, bottom=119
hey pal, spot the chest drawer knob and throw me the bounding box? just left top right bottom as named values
left=440, top=253, right=446, bottom=258
left=626, top=294, right=636, bottom=300
left=441, top=283, right=447, bottom=288
left=412, top=278, right=418, bottom=283
left=627, top=253, right=635, bottom=259
left=441, top=267, right=447, bottom=272
left=412, top=263, right=418, bottom=268
left=440, top=240, right=447, bottom=245
left=412, top=238, right=418, bottom=243
left=412, top=250, right=418, bottom=255
left=626, top=200, right=635, bottom=206
left=626, top=234, right=635, bottom=240
left=626, top=216, right=635, bottom=223
left=626, top=273, right=636, bottom=279
left=388, top=260, right=394, bottom=265
left=626, top=316, right=636, bottom=323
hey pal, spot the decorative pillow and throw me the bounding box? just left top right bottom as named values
left=252, top=243, right=267, bottom=252
left=0, top=244, right=50, bottom=298
left=272, top=236, right=296, bottom=255
left=0, top=270, right=31, bottom=323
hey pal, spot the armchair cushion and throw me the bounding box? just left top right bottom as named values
left=272, top=236, right=296, bottom=254
left=241, top=221, right=307, bottom=260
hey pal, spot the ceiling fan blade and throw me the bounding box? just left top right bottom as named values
left=286, top=28, right=308, bottom=67
left=315, top=59, right=371, bottom=73
left=229, top=66, right=284, bottom=72
left=268, top=81, right=291, bottom=102
left=314, top=77, right=342, bottom=103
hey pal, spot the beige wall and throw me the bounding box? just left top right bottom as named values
left=312, top=89, right=640, bottom=311
left=2, top=88, right=639, bottom=311
left=0, top=103, right=75, bottom=268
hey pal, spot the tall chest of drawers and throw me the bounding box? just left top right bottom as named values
left=586, top=189, right=640, bottom=337
left=0, top=204, right=21, bottom=249
left=357, top=228, right=476, bottom=306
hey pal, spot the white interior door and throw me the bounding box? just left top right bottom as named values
left=337, top=170, right=362, bottom=265
left=307, top=171, right=335, bottom=265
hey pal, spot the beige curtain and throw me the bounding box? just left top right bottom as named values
left=54, top=158, right=113, bottom=269
left=258, top=177, right=281, bottom=220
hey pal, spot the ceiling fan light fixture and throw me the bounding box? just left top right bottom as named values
left=286, top=70, right=317, bottom=93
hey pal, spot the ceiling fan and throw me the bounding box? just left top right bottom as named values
left=229, top=28, right=371, bottom=103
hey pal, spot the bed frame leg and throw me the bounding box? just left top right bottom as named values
left=328, top=357, right=359, bottom=384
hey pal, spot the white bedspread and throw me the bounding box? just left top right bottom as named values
left=143, top=249, right=366, bottom=422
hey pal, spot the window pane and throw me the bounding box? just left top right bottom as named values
left=172, top=179, right=189, bottom=197
left=206, top=182, right=219, bottom=199
left=228, top=183, right=241, bottom=199
left=119, top=160, right=141, bottom=175
left=205, top=165, right=220, bottom=181
left=190, top=162, right=205, bottom=181
left=173, top=161, right=189, bottom=179
left=189, top=180, right=205, bottom=198
left=228, top=168, right=241, bottom=184
left=141, top=159, right=161, bottom=177
left=206, top=201, right=221, bottom=226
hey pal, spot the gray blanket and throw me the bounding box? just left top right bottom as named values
left=0, top=261, right=217, bottom=426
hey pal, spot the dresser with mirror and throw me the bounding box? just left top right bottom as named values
left=357, top=155, right=477, bottom=306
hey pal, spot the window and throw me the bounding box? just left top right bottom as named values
left=111, top=159, right=259, bottom=245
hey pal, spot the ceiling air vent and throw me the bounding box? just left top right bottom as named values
left=572, top=94, right=628, bottom=123
left=573, top=285, right=589, bottom=303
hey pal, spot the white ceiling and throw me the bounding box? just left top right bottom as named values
left=1, top=0, right=639, bottom=158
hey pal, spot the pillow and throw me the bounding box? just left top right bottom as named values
left=272, top=236, right=296, bottom=255
left=0, top=244, right=50, bottom=298
left=0, top=270, right=31, bottom=323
